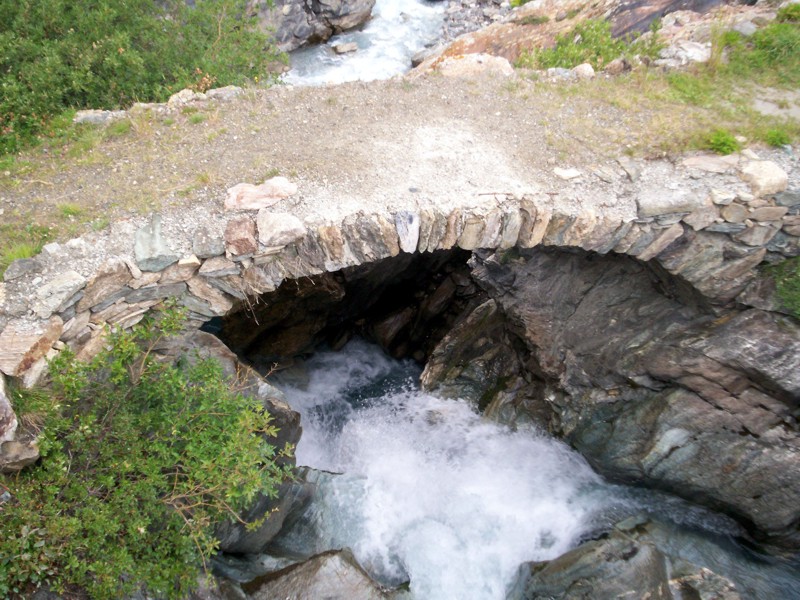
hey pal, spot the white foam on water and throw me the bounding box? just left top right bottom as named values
left=275, top=340, right=618, bottom=599
left=282, top=0, right=445, bottom=86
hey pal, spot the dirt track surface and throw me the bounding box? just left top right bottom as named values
left=1, top=72, right=654, bottom=243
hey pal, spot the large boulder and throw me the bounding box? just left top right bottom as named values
left=511, top=517, right=742, bottom=600
left=514, top=527, right=674, bottom=599
left=249, top=0, right=376, bottom=52
left=467, top=248, right=800, bottom=550
left=241, top=550, right=389, bottom=599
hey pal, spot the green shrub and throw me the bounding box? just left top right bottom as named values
left=517, top=19, right=663, bottom=70
left=705, top=128, right=741, bottom=154
left=764, top=127, right=791, bottom=147
left=0, top=306, right=292, bottom=598
left=0, top=0, right=284, bottom=154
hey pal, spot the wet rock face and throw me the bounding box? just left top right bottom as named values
left=242, top=549, right=389, bottom=599
left=427, top=247, right=800, bottom=550
left=512, top=517, right=742, bottom=600
left=248, top=0, right=376, bottom=52
left=216, top=243, right=800, bottom=553
left=516, top=529, right=674, bottom=599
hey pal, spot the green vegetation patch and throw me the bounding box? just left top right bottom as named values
left=0, top=0, right=283, bottom=155
left=517, top=19, right=663, bottom=70
left=516, top=14, right=550, bottom=26
left=777, top=3, right=800, bottom=23
left=765, top=127, right=791, bottom=147
left=0, top=223, right=51, bottom=278
left=719, top=9, right=800, bottom=87
left=704, top=128, right=741, bottom=155
left=0, top=306, right=292, bottom=598
left=510, top=12, right=800, bottom=155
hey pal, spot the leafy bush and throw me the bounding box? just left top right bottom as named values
left=0, top=0, right=284, bottom=154
left=0, top=306, right=292, bottom=598
left=764, top=127, right=791, bottom=147
left=705, top=128, right=741, bottom=155
left=517, top=19, right=663, bottom=70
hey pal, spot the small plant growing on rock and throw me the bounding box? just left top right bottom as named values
left=0, top=305, right=292, bottom=599
left=516, top=14, right=549, bottom=26
left=770, top=257, right=800, bottom=319
left=705, top=128, right=741, bottom=155
left=0, top=223, right=51, bottom=279
left=191, top=68, right=218, bottom=93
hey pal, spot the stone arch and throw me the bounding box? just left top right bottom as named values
left=0, top=192, right=796, bottom=389
left=2, top=188, right=800, bottom=549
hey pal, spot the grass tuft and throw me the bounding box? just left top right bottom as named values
left=704, top=129, right=741, bottom=155
left=106, top=119, right=132, bottom=137
left=0, top=224, right=51, bottom=277
left=517, top=14, right=549, bottom=26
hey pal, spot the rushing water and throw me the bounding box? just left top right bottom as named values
left=283, top=0, right=445, bottom=86
left=274, top=341, right=613, bottom=597
left=269, top=340, right=799, bottom=599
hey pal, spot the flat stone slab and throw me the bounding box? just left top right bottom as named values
left=637, top=186, right=705, bottom=218
left=0, top=317, right=63, bottom=378
left=134, top=214, right=178, bottom=272
left=34, top=271, right=86, bottom=319
left=225, top=177, right=298, bottom=211
left=0, top=374, right=16, bottom=444
left=257, top=211, right=307, bottom=247
left=682, top=154, right=738, bottom=173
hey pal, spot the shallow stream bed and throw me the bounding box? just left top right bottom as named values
left=283, top=0, right=444, bottom=85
